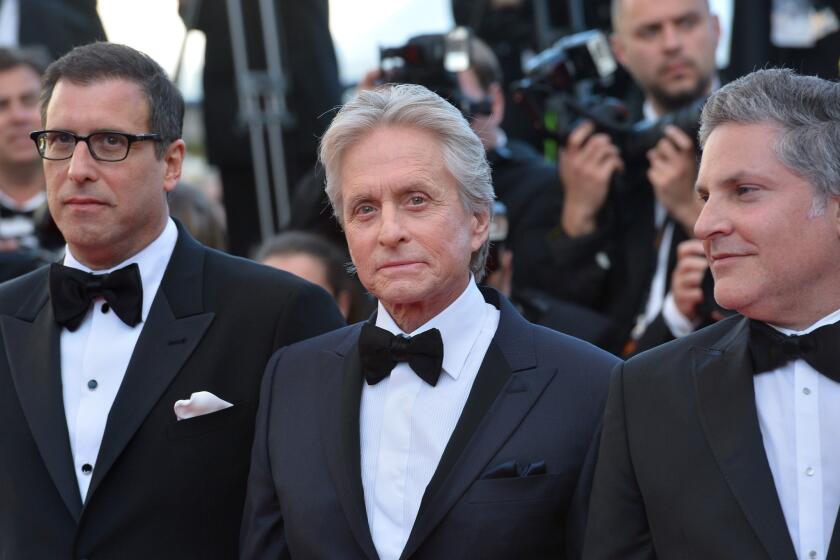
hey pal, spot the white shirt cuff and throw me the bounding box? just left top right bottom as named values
left=662, top=292, right=698, bottom=338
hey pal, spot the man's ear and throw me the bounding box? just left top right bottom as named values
left=832, top=195, right=840, bottom=238
left=611, top=33, right=627, bottom=68
left=470, top=207, right=491, bottom=252
left=488, top=82, right=505, bottom=127
left=710, top=13, right=721, bottom=46
left=163, top=139, right=186, bottom=193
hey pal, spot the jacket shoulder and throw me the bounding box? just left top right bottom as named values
left=623, top=314, right=746, bottom=380
left=0, top=265, right=49, bottom=316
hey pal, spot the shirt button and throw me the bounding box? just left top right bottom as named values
left=803, top=387, right=811, bottom=395
left=81, top=463, right=93, bottom=475
left=809, top=551, right=817, bottom=559
left=806, top=466, right=816, bottom=477
left=87, top=379, right=98, bottom=390
left=102, top=302, right=110, bottom=313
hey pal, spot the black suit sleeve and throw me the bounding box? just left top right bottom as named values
left=537, top=224, right=614, bottom=309
left=583, top=362, right=657, bottom=560
left=565, top=419, right=605, bottom=560
left=240, top=350, right=292, bottom=560
left=271, top=281, right=345, bottom=349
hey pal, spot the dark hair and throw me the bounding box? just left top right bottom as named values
left=254, top=230, right=349, bottom=296
left=40, top=42, right=183, bottom=158
left=0, top=46, right=49, bottom=76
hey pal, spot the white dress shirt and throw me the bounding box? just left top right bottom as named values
left=60, top=218, right=178, bottom=501
left=755, top=308, right=840, bottom=560
left=360, top=279, right=500, bottom=560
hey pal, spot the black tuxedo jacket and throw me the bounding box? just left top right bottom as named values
left=0, top=224, right=344, bottom=559
left=241, top=288, right=619, bottom=559
left=584, top=315, right=840, bottom=559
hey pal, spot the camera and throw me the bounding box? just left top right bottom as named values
left=511, top=29, right=704, bottom=164
left=379, top=27, right=492, bottom=118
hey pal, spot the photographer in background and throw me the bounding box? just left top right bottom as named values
left=543, top=0, right=720, bottom=354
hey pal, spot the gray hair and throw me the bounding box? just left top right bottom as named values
left=699, top=68, right=840, bottom=214
left=319, top=83, right=495, bottom=280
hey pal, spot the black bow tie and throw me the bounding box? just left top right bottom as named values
left=0, top=206, right=34, bottom=219
left=748, top=319, right=840, bottom=382
left=49, top=263, right=143, bottom=332
left=358, top=323, right=444, bottom=386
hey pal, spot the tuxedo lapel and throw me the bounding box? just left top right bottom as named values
left=320, top=327, right=379, bottom=560
left=693, top=317, right=796, bottom=560
left=827, top=507, right=840, bottom=560
left=86, top=227, right=214, bottom=501
left=1, top=274, right=83, bottom=522
left=400, top=292, right=556, bottom=560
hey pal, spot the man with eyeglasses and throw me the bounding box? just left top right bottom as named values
left=0, top=42, right=344, bottom=559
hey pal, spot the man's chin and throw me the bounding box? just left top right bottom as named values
left=650, top=78, right=709, bottom=113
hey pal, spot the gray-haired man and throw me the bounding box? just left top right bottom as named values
left=241, top=83, right=619, bottom=560
left=585, top=68, right=840, bottom=560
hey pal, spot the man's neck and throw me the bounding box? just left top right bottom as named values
left=0, top=162, right=44, bottom=206
left=381, top=276, right=472, bottom=334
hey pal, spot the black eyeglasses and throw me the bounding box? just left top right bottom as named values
left=30, top=130, right=161, bottom=162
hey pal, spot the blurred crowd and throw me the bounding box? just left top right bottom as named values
left=0, top=0, right=838, bottom=356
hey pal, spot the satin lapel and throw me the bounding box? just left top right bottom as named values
left=401, top=294, right=555, bottom=560
left=693, top=317, right=796, bottom=560
left=416, top=342, right=511, bottom=518
left=1, top=288, right=83, bottom=522
left=86, top=289, right=214, bottom=501
left=86, top=227, right=214, bottom=501
left=827, top=506, right=840, bottom=560
left=320, top=331, right=379, bottom=560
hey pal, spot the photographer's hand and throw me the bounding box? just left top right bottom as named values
left=647, top=125, right=703, bottom=234
left=670, top=239, right=708, bottom=321
left=559, top=121, right=624, bottom=237
left=0, top=238, right=20, bottom=252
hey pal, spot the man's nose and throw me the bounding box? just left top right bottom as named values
left=377, top=205, right=407, bottom=246
left=693, top=195, right=730, bottom=240
left=67, top=140, right=99, bottom=183
left=661, top=23, right=682, bottom=51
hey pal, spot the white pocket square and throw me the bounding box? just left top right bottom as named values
left=174, top=391, right=233, bottom=421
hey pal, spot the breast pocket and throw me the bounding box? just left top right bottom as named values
left=463, top=473, right=575, bottom=558
left=467, top=472, right=574, bottom=505
left=166, top=402, right=250, bottom=440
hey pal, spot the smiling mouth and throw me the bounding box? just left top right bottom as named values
left=710, top=254, right=747, bottom=266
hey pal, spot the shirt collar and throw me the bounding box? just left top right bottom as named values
left=770, top=307, right=840, bottom=337
left=375, top=277, right=489, bottom=381
left=0, top=189, right=45, bottom=212
left=63, top=218, right=179, bottom=321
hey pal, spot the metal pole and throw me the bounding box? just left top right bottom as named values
left=225, top=0, right=286, bottom=240
left=257, top=0, right=291, bottom=228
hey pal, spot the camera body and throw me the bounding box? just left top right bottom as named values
left=379, top=27, right=492, bottom=118
left=512, top=29, right=703, bottom=166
